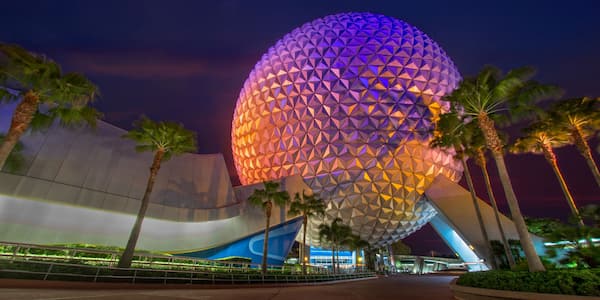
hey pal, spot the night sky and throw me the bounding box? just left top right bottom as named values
left=1, top=0, right=599, bottom=256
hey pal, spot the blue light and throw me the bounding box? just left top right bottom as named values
left=176, top=217, right=303, bottom=266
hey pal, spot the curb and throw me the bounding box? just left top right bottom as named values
left=449, top=279, right=600, bottom=300
left=0, top=276, right=377, bottom=290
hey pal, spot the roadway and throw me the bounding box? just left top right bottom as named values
left=0, top=275, right=456, bottom=300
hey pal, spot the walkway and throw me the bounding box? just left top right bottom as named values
left=0, top=275, right=456, bottom=300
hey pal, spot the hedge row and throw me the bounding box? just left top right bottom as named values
left=456, top=269, right=600, bottom=296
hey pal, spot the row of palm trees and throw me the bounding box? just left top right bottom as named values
left=512, top=97, right=600, bottom=224
left=248, top=181, right=371, bottom=275
left=432, top=65, right=599, bottom=272
left=317, top=218, right=370, bottom=274
left=248, top=181, right=332, bottom=274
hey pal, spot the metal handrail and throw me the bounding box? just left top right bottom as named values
left=0, top=241, right=334, bottom=274
left=0, top=258, right=376, bottom=285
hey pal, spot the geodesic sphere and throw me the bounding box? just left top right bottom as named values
left=231, top=12, right=463, bottom=247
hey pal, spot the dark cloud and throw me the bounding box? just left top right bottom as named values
left=66, top=52, right=208, bottom=79
left=63, top=50, right=258, bottom=80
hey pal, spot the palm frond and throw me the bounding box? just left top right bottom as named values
left=430, top=111, right=467, bottom=159
left=288, top=191, right=326, bottom=218
left=28, top=110, right=55, bottom=132
left=0, top=87, right=18, bottom=103
left=0, top=43, right=62, bottom=92
left=288, top=194, right=303, bottom=217
left=1, top=44, right=100, bottom=132
left=49, top=105, right=103, bottom=129
left=492, top=66, right=536, bottom=100
left=548, top=97, right=600, bottom=139
left=123, top=116, right=198, bottom=160
left=508, top=82, right=563, bottom=122
left=248, top=188, right=268, bottom=208
left=248, top=180, right=291, bottom=210
left=511, top=119, right=570, bottom=155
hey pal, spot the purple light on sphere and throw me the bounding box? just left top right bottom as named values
left=232, top=12, right=463, bottom=246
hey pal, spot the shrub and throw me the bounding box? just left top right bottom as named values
left=456, top=269, right=600, bottom=296
left=510, top=257, right=556, bottom=271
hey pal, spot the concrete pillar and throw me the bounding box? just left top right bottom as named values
left=376, top=251, right=384, bottom=272
left=412, top=256, right=424, bottom=275
left=387, top=244, right=396, bottom=273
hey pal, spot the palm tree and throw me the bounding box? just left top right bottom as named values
left=117, top=116, right=197, bottom=268
left=444, top=65, right=562, bottom=272
left=318, top=218, right=352, bottom=273
left=463, top=122, right=516, bottom=268
left=342, top=234, right=370, bottom=270
left=0, top=44, right=101, bottom=170
left=431, top=110, right=495, bottom=269
left=548, top=97, right=600, bottom=188
left=318, top=222, right=337, bottom=274
left=512, top=120, right=584, bottom=226
left=363, top=244, right=376, bottom=271
left=288, top=191, right=326, bottom=274
left=248, top=180, right=291, bottom=274
left=0, top=133, right=25, bottom=173
left=335, top=223, right=352, bottom=272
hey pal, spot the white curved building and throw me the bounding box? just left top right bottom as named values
left=0, top=103, right=308, bottom=265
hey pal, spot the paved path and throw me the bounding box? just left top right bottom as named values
left=0, top=275, right=456, bottom=300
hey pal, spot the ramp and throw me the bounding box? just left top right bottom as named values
left=424, top=175, right=546, bottom=270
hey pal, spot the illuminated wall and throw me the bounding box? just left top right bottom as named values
left=232, top=12, right=463, bottom=247
left=0, top=102, right=237, bottom=222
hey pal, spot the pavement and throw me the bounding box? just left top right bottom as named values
left=0, top=275, right=457, bottom=300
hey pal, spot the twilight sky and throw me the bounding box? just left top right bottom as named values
left=1, top=0, right=599, bottom=255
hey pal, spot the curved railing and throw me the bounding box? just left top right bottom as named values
left=0, top=241, right=375, bottom=284
left=0, top=259, right=375, bottom=285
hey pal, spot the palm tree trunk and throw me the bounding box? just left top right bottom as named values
left=302, top=215, right=307, bottom=274
left=261, top=201, right=272, bottom=274
left=477, top=151, right=516, bottom=268
left=572, top=126, right=600, bottom=188
left=0, top=91, right=39, bottom=170
left=492, top=152, right=545, bottom=271
left=478, top=113, right=545, bottom=272
left=336, top=245, right=340, bottom=272
left=461, top=155, right=496, bottom=269
left=118, top=150, right=164, bottom=268
left=331, top=245, right=336, bottom=274
left=541, top=144, right=584, bottom=227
